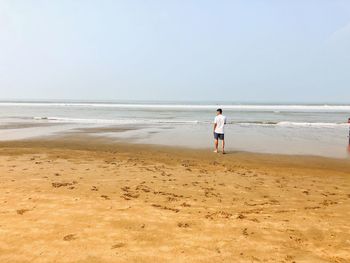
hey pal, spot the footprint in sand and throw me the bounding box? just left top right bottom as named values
left=177, top=222, right=190, bottom=228
left=111, top=243, right=126, bottom=249
left=52, top=181, right=77, bottom=188
left=101, top=195, right=110, bottom=200
left=206, top=211, right=232, bottom=220
left=237, top=214, right=246, bottom=219
left=152, top=204, right=180, bottom=213
left=91, top=186, right=99, bottom=191
left=17, top=209, right=30, bottom=215
left=135, top=184, right=151, bottom=193
left=63, top=234, right=77, bottom=241
left=304, top=206, right=321, bottom=210
left=321, top=200, right=337, bottom=206
left=167, top=197, right=178, bottom=202
left=242, top=228, right=249, bottom=236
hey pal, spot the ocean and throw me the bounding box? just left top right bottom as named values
left=1, top=101, right=350, bottom=158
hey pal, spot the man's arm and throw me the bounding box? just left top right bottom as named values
left=213, top=123, right=217, bottom=132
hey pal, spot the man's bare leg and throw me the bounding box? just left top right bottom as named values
left=214, top=139, right=218, bottom=153
left=222, top=139, right=225, bottom=154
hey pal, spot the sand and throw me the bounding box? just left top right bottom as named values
left=0, top=137, right=349, bottom=263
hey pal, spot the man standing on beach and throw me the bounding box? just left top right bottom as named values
left=213, top=108, right=227, bottom=154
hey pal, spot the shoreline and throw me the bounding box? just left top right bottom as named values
left=0, top=135, right=349, bottom=262
left=1, top=134, right=350, bottom=171
left=1, top=114, right=350, bottom=159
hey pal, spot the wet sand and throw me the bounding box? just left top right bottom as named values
left=0, top=122, right=60, bottom=130
left=0, top=136, right=349, bottom=263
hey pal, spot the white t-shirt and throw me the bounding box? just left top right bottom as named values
left=214, top=115, right=227, bottom=134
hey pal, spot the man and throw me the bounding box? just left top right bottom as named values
left=213, top=108, right=227, bottom=154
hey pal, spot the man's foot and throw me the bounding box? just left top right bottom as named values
left=213, top=150, right=218, bottom=153
left=222, top=151, right=226, bottom=154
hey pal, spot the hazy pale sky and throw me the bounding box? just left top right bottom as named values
left=1, top=0, right=350, bottom=103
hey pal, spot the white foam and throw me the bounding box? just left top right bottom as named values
left=33, top=116, right=200, bottom=125
left=1, top=102, right=350, bottom=112
left=236, top=121, right=349, bottom=128
left=32, top=116, right=350, bottom=128
left=276, top=121, right=349, bottom=128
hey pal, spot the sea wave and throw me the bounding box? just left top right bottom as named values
left=32, top=116, right=350, bottom=128
left=237, top=121, right=349, bottom=128
left=33, top=116, right=200, bottom=124
left=276, top=121, right=349, bottom=127
left=2, top=102, right=350, bottom=112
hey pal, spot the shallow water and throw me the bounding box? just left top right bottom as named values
left=0, top=101, right=349, bottom=158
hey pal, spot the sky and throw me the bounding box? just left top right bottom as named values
left=0, top=0, right=350, bottom=103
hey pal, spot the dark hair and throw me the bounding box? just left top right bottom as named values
left=217, top=108, right=222, bottom=114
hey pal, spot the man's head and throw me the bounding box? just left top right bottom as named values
left=216, top=108, right=222, bottom=115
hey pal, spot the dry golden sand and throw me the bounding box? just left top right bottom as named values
left=0, top=138, right=350, bottom=263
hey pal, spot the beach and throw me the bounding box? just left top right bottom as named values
left=2, top=0, right=350, bottom=261
left=1, top=136, right=349, bottom=263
